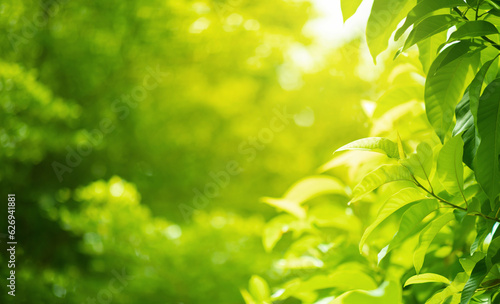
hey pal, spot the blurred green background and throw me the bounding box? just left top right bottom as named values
left=0, top=0, right=380, bottom=303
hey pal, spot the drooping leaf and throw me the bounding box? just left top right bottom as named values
left=425, top=42, right=480, bottom=142
left=395, top=0, right=467, bottom=40
left=437, top=135, right=465, bottom=196
left=341, top=0, right=364, bottom=22
left=351, top=165, right=414, bottom=202
left=335, top=137, right=399, bottom=159
left=366, top=0, right=414, bottom=62
left=414, top=212, right=455, bottom=273
left=330, top=281, right=402, bottom=304
left=403, top=15, right=459, bottom=51
left=404, top=273, right=451, bottom=287
left=474, top=79, right=500, bottom=203
left=460, top=258, right=488, bottom=304
left=359, top=188, right=428, bottom=251
left=388, top=199, right=439, bottom=252
left=449, top=20, right=499, bottom=42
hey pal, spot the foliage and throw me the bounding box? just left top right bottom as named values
left=0, top=0, right=374, bottom=303
left=254, top=1, right=500, bottom=303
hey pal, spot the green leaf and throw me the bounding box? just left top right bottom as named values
left=403, top=15, right=459, bottom=51
left=474, top=79, right=500, bottom=203
left=452, top=91, right=478, bottom=169
left=261, top=175, right=346, bottom=218
left=330, top=281, right=402, bottom=304
left=460, top=258, right=488, bottom=304
left=414, top=212, right=455, bottom=273
left=400, top=142, right=434, bottom=181
left=404, top=273, right=451, bottom=287
left=351, top=165, right=414, bottom=202
left=240, top=289, right=257, bottom=304
left=359, top=188, right=428, bottom=251
left=366, top=0, right=414, bottom=62
left=293, top=270, right=378, bottom=294
left=471, top=217, right=494, bottom=255
left=388, top=199, right=440, bottom=252
left=437, top=135, right=465, bottom=196
left=341, top=0, right=363, bottom=22
left=418, top=31, right=448, bottom=77
left=335, top=137, right=399, bottom=159
left=395, top=0, right=467, bottom=40
left=425, top=42, right=480, bottom=142
left=470, top=57, right=499, bottom=122
left=449, top=21, right=499, bottom=41
left=397, top=133, right=406, bottom=159
left=262, top=214, right=295, bottom=252
left=249, top=275, right=270, bottom=302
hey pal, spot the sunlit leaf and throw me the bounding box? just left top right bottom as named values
left=249, top=275, right=270, bottom=302
left=359, top=188, right=428, bottom=251
left=418, top=31, right=448, bottom=74
left=437, top=135, right=465, bottom=196
left=351, top=165, right=414, bottom=202
left=341, top=0, right=363, bottom=22
left=400, top=142, right=434, bottom=181
left=262, top=214, right=295, bottom=252
left=335, top=137, right=399, bottom=159
left=329, top=281, right=402, bottom=304
left=425, top=42, right=480, bottom=142
left=404, top=273, right=450, bottom=287
left=414, top=212, right=455, bottom=273
left=403, top=15, right=459, bottom=51
left=366, top=0, right=414, bottom=62
left=395, top=0, right=467, bottom=40
left=388, top=199, right=439, bottom=252
left=261, top=176, right=346, bottom=218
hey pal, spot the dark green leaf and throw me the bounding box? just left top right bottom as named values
left=460, top=258, right=489, bottom=304
left=474, top=79, right=500, bottom=204
left=449, top=21, right=499, bottom=41
left=453, top=91, right=478, bottom=169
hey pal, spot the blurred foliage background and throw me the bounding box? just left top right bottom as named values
left=0, top=0, right=407, bottom=303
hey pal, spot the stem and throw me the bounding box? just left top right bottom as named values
left=411, top=176, right=500, bottom=223
left=412, top=177, right=466, bottom=210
